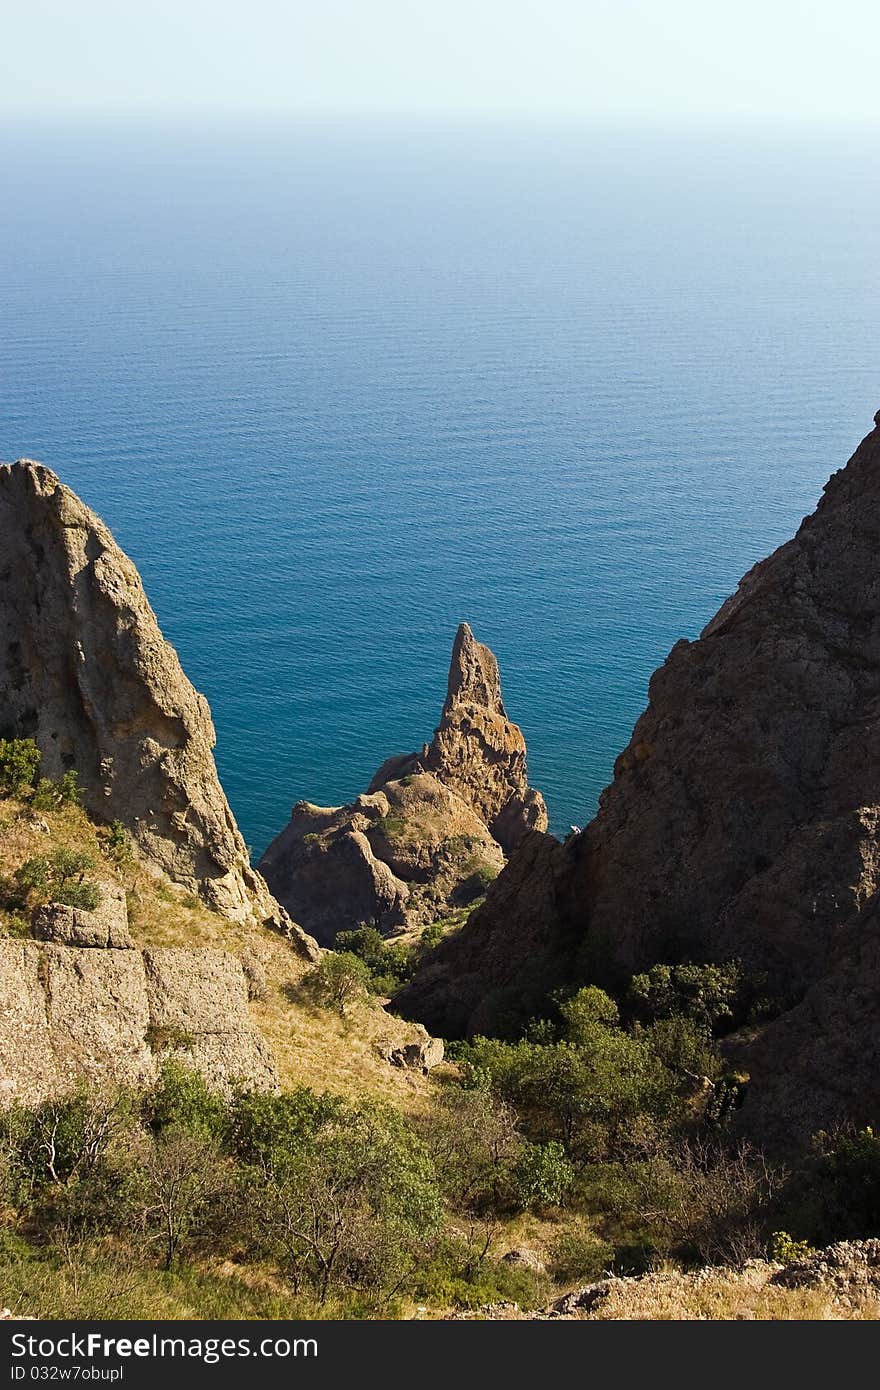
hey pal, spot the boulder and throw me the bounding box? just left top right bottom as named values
left=32, top=881, right=133, bottom=949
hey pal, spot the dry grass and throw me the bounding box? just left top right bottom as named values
left=580, top=1265, right=880, bottom=1321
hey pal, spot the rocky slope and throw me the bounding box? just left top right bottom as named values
left=453, top=1241, right=880, bottom=1321
left=259, top=622, right=545, bottom=945
left=396, top=411, right=880, bottom=1141
left=0, top=460, right=314, bottom=953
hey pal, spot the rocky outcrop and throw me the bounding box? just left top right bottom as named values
left=32, top=881, right=134, bottom=950
left=0, top=940, right=277, bottom=1106
left=0, top=460, right=316, bottom=956
left=260, top=624, right=542, bottom=945
left=378, top=1024, right=445, bottom=1072
left=260, top=773, right=503, bottom=946
left=396, top=413, right=880, bottom=1129
left=368, top=623, right=548, bottom=853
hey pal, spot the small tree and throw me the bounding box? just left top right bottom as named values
left=628, top=961, right=743, bottom=1031
left=236, top=1093, right=442, bottom=1305
left=303, top=952, right=371, bottom=1016
left=127, top=1126, right=229, bottom=1270
left=422, top=1087, right=521, bottom=1210
left=513, top=1141, right=574, bottom=1210
left=0, top=738, right=41, bottom=796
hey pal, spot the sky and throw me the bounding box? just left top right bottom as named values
left=1, top=0, right=879, bottom=123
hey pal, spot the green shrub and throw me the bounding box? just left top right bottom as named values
left=459, top=1020, right=675, bottom=1160
left=377, top=815, right=406, bottom=839
left=233, top=1091, right=443, bottom=1305
left=0, top=910, right=29, bottom=939
left=3, top=1092, right=132, bottom=1200
left=303, top=951, right=372, bottom=1015
left=550, top=1225, right=614, bottom=1283
left=513, top=1141, right=574, bottom=1210
left=335, top=926, right=413, bottom=992
left=14, top=848, right=101, bottom=911
left=31, top=771, right=82, bottom=811
left=58, top=880, right=101, bottom=910
left=104, top=820, right=133, bottom=862
left=420, top=921, right=445, bottom=952
left=0, top=738, right=41, bottom=796
left=143, top=1062, right=226, bottom=1139
left=455, top=865, right=498, bottom=903
left=559, top=985, right=620, bottom=1040
left=419, top=1087, right=520, bottom=1210
left=781, top=1127, right=880, bottom=1244
left=627, top=961, right=744, bottom=1032
left=769, top=1230, right=816, bottom=1264
left=413, top=1235, right=550, bottom=1310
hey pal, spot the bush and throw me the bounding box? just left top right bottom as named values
left=459, top=1017, right=676, bottom=1160
left=104, top=820, right=132, bottom=863
left=596, top=1137, right=783, bottom=1264
left=413, top=1235, right=551, bottom=1311
left=335, top=927, right=413, bottom=993
left=31, top=771, right=82, bottom=812
left=559, top=985, right=620, bottom=1040
left=419, top=1087, right=521, bottom=1210
left=627, top=961, right=744, bottom=1032
left=2, top=1092, right=132, bottom=1201
left=550, top=1225, right=614, bottom=1283
left=769, top=1230, right=816, bottom=1264
left=303, top=951, right=372, bottom=1015
left=126, top=1126, right=230, bottom=1270
left=14, top=848, right=101, bottom=912
left=781, top=1128, right=880, bottom=1244
left=513, top=1141, right=575, bottom=1210
left=232, top=1090, right=443, bottom=1305
left=143, top=1062, right=226, bottom=1139
left=0, top=738, right=41, bottom=796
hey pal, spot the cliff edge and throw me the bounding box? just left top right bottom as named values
left=0, top=460, right=315, bottom=954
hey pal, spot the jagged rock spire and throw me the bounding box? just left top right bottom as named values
left=423, top=622, right=547, bottom=853
left=443, top=622, right=506, bottom=715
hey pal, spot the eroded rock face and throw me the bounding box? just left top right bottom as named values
left=259, top=623, right=541, bottom=945
left=0, top=460, right=316, bottom=956
left=0, top=941, right=277, bottom=1106
left=396, top=414, right=880, bottom=1131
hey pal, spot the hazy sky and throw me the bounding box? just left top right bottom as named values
left=2, top=0, right=878, bottom=122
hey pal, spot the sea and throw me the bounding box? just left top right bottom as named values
left=2, top=120, right=878, bottom=855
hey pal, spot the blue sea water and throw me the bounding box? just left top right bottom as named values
left=2, top=121, right=879, bottom=854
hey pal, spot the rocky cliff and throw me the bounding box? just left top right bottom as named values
left=0, top=460, right=315, bottom=954
left=395, top=412, right=880, bottom=1140
left=0, top=937, right=278, bottom=1107
left=259, top=623, right=545, bottom=945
